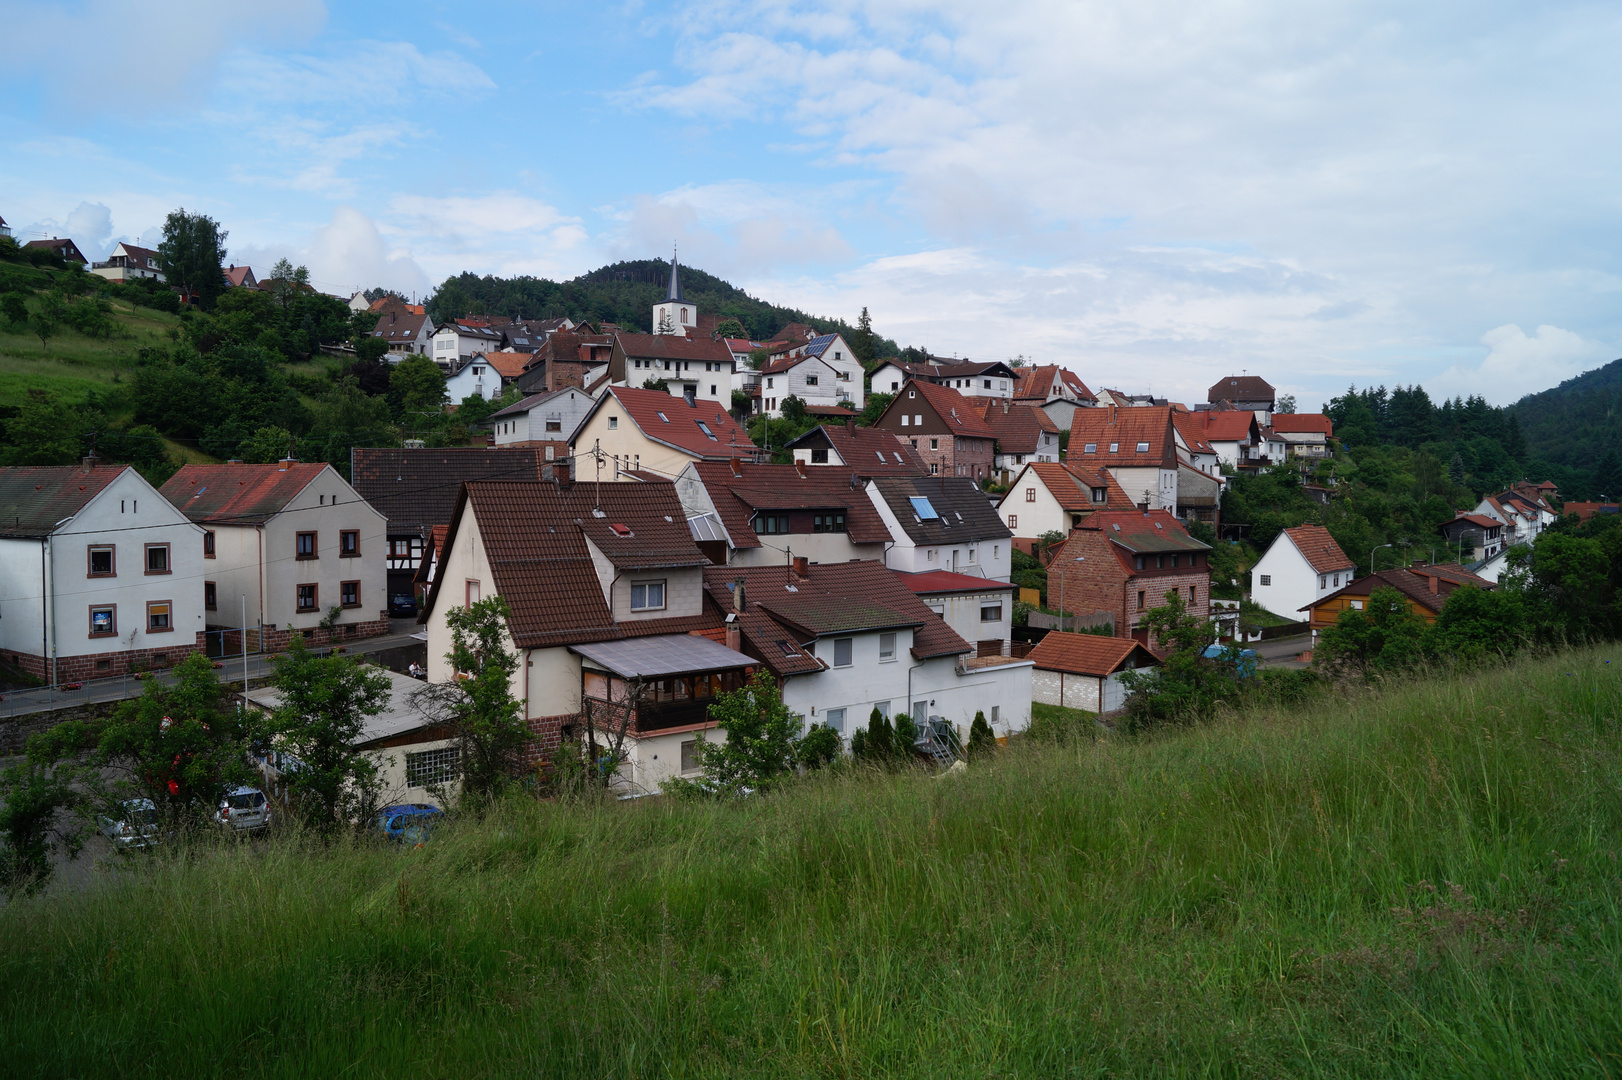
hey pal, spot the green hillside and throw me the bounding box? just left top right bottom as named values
left=4, top=648, right=1620, bottom=1077
left=1512, top=356, right=1622, bottom=482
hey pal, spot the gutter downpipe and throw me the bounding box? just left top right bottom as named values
left=256, top=525, right=265, bottom=652
left=45, top=517, right=69, bottom=688
left=40, top=537, right=49, bottom=688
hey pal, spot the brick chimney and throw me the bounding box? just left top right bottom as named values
left=277, top=458, right=298, bottom=471
left=725, top=620, right=741, bottom=652
left=791, top=556, right=809, bottom=579
left=794, top=460, right=807, bottom=479
left=1428, top=572, right=1439, bottom=595
left=732, top=579, right=746, bottom=613
left=730, top=458, right=743, bottom=478
left=80, top=454, right=97, bottom=474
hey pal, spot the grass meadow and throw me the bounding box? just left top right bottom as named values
left=3, top=646, right=1620, bottom=1078
left=0, top=297, right=179, bottom=407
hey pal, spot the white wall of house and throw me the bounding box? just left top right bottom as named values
left=864, top=482, right=1012, bottom=582
left=995, top=465, right=1109, bottom=540
left=430, top=327, right=501, bottom=368
left=919, top=590, right=1012, bottom=652
left=620, top=724, right=731, bottom=792
left=758, top=357, right=847, bottom=417
left=912, top=654, right=1033, bottom=738
left=651, top=298, right=699, bottom=336
left=0, top=469, right=206, bottom=670
left=779, top=627, right=914, bottom=742
left=365, top=735, right=459, bottom=809
left=1250, top=534, right=1350, bottom=621
left=1105, top=466, right=1176, bottom=511
left=493, top=387, right=594, bottom=446
left=254, top=471, right=388, bottom=630
left=1031, top=668, right=1134, bottom=713
left=809, top=335, right=865, bottom=411
left=444, top=357, right=500, bottom=402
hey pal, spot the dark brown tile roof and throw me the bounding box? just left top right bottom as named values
left=870, top=475, right=1013, bottom=546
left=350, top=448, right=551, bottom=535
left=689, top=462, right=894, bottom=549
left=887, top=380, right=997, bottom=440
left=596, top=386, right=755, bottom=460
left=1305, top=564, right=1496, bottom=615
left=1026, top=632, right=1158, bottom=676
left=703, top=562, right=970, bottom=671
left=1207, top=375, right=1275, bottom=403
left=615, top=332, right=735, bottom=364
left=783, top=424, right=929, bottom=476
left=1077, top=509, right=1209, bottom=556
left=0, top=465, right=129, bottom=538
left=424, top=479, right=714, bottom=649
left=371, top=311, right=430, bottom=341
left=1280, top=525, right=1354, bottom=574
left=159, top=463, right=329, bottom=524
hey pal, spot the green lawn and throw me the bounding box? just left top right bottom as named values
left=3, top=648, right=1620, bottom=1077
left=0, top=297, right=178, bottom=407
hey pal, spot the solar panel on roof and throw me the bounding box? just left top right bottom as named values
left=909, top=496, right=938, bottom=519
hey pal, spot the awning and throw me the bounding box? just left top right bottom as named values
left=570, top=633, right=754, bottom=679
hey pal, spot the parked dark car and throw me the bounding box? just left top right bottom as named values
left=377, top=803, right=443, bottom=844
left=388, top=592, right=418, bottom=618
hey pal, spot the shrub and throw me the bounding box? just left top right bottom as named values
left=967, top=711, right=996, bottom=758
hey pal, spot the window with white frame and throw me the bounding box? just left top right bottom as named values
left=680, top=740, right=700, bottom=773
left=1025, top=487, right=1036, bottom=502
left=630, top=580, right=666, bottom=611
left=879, top=633, right=896, bottom=661
left=824, top=708, right=846, bottom=732
left=406, top=747, right=461, bottom=787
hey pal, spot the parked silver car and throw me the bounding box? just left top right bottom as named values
left=214, top=787, right=272, bottom=832
left=98, top=798, right=160, bottom=849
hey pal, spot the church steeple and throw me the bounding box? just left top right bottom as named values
left=666, top=246, right=685, bottom=303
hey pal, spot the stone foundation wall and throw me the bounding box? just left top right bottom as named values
left=3, top=633, right=205, bottom=684
left=251, top=611, right=390, bottom=655
left=517, top=713, right=574, bottom=771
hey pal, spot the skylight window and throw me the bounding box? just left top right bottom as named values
left=657, top=412, right=670, bottom=423
left=1084, top=443, right=1096, bottom=453
left=876, top=451, right=886, bottom=462
left=1109, top=442, right=1119, bottom=453
left=696, top=421, right=717, bottom=440
left=909, top=496, right=939, bottom=519
left=1136, top=441, right=1150, bottom=453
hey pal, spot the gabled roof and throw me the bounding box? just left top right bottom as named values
left=491, top=385, right=589, bottom=419
left=425, top=479, right=713, bottom=649
left=1194, top=410, right=1259, bottom=443
left=977, top=400, right=1058, bottom=453
left=800, top=333, right=844, bottom=359
left=1171, top=413, right=1216, bottom=454
left=371, top=312, right=431, bottom=342
left=159, top=463, right=330, bottom=524
left=1306, top=564, right=1495, bottom=615
left=1010, top=462, right=1133, bottom=512
left=591, top=386, right=755, bottom=460
left=783, top=424, right=929, bottom=476
left=0, top=465, right=130, bottom=539
left=1026, top=632, right=1159, bottom=677
left=759, top=354, right=833, bottom=376
left=614, top=332, right=733, bottom=364
left=1443, top=513, right=1503, bottom=530
left=1207, top=376, right=1275, bottom=403
left=870, top=476, right=1013, bottom=546
left=702, top=562, right=971, bottom=668
left=1279, top=525, right=1354, bottom=573
left=1013, top=365, right=1095, bottom=403
left=223, top=265, right=256, bottom=288
left=1075, top=509, right=1209, bottom=555
left=1066, top=406, right=1178, bottom=468
left=889, top=380, right=997, bottom=440
left=689, top=462, right=893, bottom=549
left=350, top=448, right=552, bottom=534
left=477, top=351, right=532, bottom=379
left=1270, top=413, right=1333, bottom=436
left=113, top=242, right=161, bottom=266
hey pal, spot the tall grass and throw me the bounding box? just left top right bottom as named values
left=4, top=648, right=1621, bottom=1077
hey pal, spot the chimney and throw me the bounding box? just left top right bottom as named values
left=1108, top=403, right=1118, bottom=424
left=277, top=458, right=298, bottom=471
left=730, top=457, right=743, bottom=478
left=1428, top=571, right=1439, bottom=595
left=792, top=556, right=809, bottom=579
left=725, top=620, right=741, bottom=652
left=794, top=460, right=807, bottom=479
left=80, top=454, right=96, bottom=473
left=845, top=419, right=855, bottom=433
left=731, top=579, right=746, bottom=613
left=226, top=458, right=244, bottom=464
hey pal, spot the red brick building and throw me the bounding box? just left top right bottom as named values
left=872, top=379, right=996, bottom=481
left=1046, top=509, right=1212, bottom=646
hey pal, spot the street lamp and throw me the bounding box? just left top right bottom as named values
left=1369, top=543, right=1392, bottom=575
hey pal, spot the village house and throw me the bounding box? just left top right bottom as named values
left=1027, top=632, right=1160, bottom=714
left=570, top=385, right=757, bottom=478
left=90, top=242, right=164, bottom=283
left=1206, top=375, right=1277, bottom=423
left=430, top=321, right=508, bottom=369
left=421, top=477, right=755, bottom=793
left=0, top=463, right=207, bottom=683
left=871, top=380, right=997, bottom=480
left=490, top=386, right=594, bottom=451
left=223, top=264, right=258, bottom=289
left=784, top=422, right=929, bottom=476
left=23, top=237, right=88, bottom=265
left=1045, top=509, right=1212, bottom=645
left=1012, top=365, right=1097, bottom=429
left=895, top=569, right=1017, bottom=659
left=764, top=333, right=866, bottom=411
left=870, top=358, right=1019, bottom=400
left=996, top=461, right=1135, bottom=556
left=511, top=329, right=614, bottom=396
left=1439, top=513, right=1506, bottom=564
left=159, top=462, right=389, bottom=653
left=612, top=332, right=738, bottom=406
left=753, top=354, right=850, bottom=417
left=1249, top=525, right=1357, bottom=622
left=1302, top=563, right=1497, bottom=637
left=1473, top=482, right=1559, bottom=549
left=443, top=351, right=530, bottom=402
left=349, top=447, right=556, bottom=605
left=1270, top=413, right=1335, bottom=458
left=1183, top=409, right=1264, bottom=471
left=1064, top=405, right=1183, bottom=512
left=979, top=399, right=1061, bottom=481
left=865, top=475, right=1013, bottom=581
left=704, top=559, right=1033, bottom=749
left=673, top=461, right=894, bottom=567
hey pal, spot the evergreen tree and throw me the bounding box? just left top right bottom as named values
left=865, top=706, right=894, bottom=761
left=1448, top=452, right=1467, bottom=486
left=852, top=306, right=876, bottom=363
left=966, top=711, right=996, bottom=758
left=1593, top=449, right=1622, bottom=501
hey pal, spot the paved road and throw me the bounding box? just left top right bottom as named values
left=0, top=627, right=427, bottom=720
left=1250, top=632, right=1313, bottom=669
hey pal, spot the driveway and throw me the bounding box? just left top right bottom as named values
left=1251, top=633, right=1313, bottom=669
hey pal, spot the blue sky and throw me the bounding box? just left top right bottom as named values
left=5, top=0, right=1622, bottom=409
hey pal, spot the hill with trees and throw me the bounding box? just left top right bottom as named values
left=1508, top=356, right=1622, bottom=497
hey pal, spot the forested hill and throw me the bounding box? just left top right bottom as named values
left=1512, top=356, right=1622, bottom=473
left=427, top=259, right=900, bottom=355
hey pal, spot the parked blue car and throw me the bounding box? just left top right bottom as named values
left=1203, top=644, right=1259, bottom=678
left=377, top=804, right=443, bottom=843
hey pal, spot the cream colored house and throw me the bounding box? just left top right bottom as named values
left=569, top=385, right=756, bottom=480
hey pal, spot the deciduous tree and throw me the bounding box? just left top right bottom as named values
left=157, top=208, right=229, bottom=310
left=412, top=596, right=528, bottom=803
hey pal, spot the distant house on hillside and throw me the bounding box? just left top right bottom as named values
left=1302, top=563, right=1496, bottom=638
left=91, top=242, right=164, bottom=283
left=1206, top=375, right=1276, bottom=421
left=224, top=264, right=258, bottom=289
left=24, top=237, right=88, bottom=265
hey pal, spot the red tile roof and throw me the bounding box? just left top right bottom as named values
left=1447, top=513, right=1503, bottom=529
left=783, top=424, right=929, bottom=476
left=480, top=351, right=532, bottom=379
left=615, top=332, right=734, bottom=364
left=688, top=462, right=894, bottom=549
left=1171, top=413, right=1215, bottom=454
left=598, top=386, right=756, bottom=459
left=1270, top=413, right=1333, bottom=436
left=889, top=380, right=997, bottom=440
left=1076, top=509, right=1209, bottom=556
left=1013, top=365, right=1095, bottom=403
left=802, top=404, right=856, bottom=417
left=1207, top=376, right=1274, bottom=403
left=978, top=400, right=1058, bottom=453
left=160, top=463, right=330, bottom=524
left=1066, top=406, right=1179, bottom=467
left=1280, top=525, right=1354, bottom=573
left=1026, top=632, right=1159, bottom=676
left=0, top=465, right=130, bottom=538
left=1193, top=410, right=1259, bottom=442
left=895, top=570, right=1015, bottom=596
left=1017, top=462, right=1134, bottom=512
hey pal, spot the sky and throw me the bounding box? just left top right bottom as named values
left=4, top=0, right=1622, bottom=409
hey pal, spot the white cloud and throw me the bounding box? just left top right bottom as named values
left=1431, top=324, right=1615, bottom=406
left=610, top=181, right=854, bottom=277
left=1, top=0, right=326, bottom=114
left=387, top=192, right=588, bottom=281
left=224, top=41, right=495, bottom=108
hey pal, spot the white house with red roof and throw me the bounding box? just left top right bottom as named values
left=996, top=461, right=1135, bottom=555
left=1270, top=413, right=1334, bottom=458
left=569, top=385, right=757, bottom=479
left=90, top=242, right=164, bottom=283
left=1249, top=524, right=1357, bottom=621
left=896, top=569, right=1017, bottom=659
left=1012, top=365, right=1097, bottom=429
left=160, top=462, right=388, bottom=653
left=755, top=354, right=849, bottom=417
left=0, top=463, right=207, bottom=684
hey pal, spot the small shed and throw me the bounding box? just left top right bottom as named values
left=1026, top=632, right=1159, bottom=713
